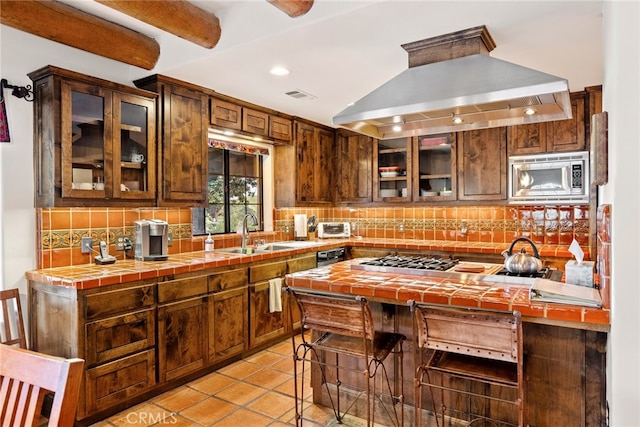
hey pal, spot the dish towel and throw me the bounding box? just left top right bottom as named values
left=269, top=278, right=283, bottom=313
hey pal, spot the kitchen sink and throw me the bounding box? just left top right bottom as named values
left=217, top=244, right=295, bottom=255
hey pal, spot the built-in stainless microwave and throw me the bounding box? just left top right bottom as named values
left=508, top=151, right=589, bottom=204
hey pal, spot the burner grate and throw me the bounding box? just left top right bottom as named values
left=360, top=256, right=459, bottom=271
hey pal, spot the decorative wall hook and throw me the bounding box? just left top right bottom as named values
left=1, top=79, right=34, bottom=102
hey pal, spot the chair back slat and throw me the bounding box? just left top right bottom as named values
left=290, top=290, right=375, bottom=341
left=415, top=306, right=521, bottom=363
left=0, top=288, right=27, bottom=349
left=0, top=344, right=84, bottom=427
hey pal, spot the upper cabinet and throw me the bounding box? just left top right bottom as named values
left=335, top=129, right=373, bottom=204
left=413, top=134, right=457, bottom=201
left=457, top=127, right=508, bottom=201
left=210, top=95, right=292, bottom=144
left=508, top=92, right=586, bottom=155
left=373, top=137, right=412, bottom=202
left=29, top=66, right=157, bottom=207
left=274, top=119, right=335, bottom=207
left=295, top=120, right=334, bottom=204
left=134, top=75, right=208, bottom=206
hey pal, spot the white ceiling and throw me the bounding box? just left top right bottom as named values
left=59, top=0, right=604, bottom=129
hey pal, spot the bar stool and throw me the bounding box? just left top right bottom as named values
left=286, top=287, right=405, bottom=427
left=409, top=301, right=525, bottom=427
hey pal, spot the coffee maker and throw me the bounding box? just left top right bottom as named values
left=134, top=219, right=169, bottom=261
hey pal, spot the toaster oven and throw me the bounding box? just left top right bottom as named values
left=317, top=222, right=351, bottom=239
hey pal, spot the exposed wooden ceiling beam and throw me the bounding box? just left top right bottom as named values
left=95, top=0, right=221, bottom=49
left=267, top=0, right=314, bottom=18
left=0, top=0, right=160, bottom=70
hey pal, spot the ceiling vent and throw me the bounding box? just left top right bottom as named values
left=332, top=25, right=572, bottom=139
left=285, top=89, right=316, bottom=100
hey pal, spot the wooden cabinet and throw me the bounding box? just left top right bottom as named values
left=248, top=260, right=287, bottom=348
left=29, top=65, right=157, bottom=207
left=373, top=137, right=412, bottom=201
left=157, top=275, right=208, bottom=382
left=457, top=127, right=507, bottom=201
left=210, top=96, right=292, bottom=143
left=269, top=115, right=293, bottom=142
left=208, top=267, right=249, bottom=361
left=134, top=75, right=208, bottom=206
left=274, top=119, right=334, bottom=207
left=508, top=92, right=586, bottom=155
left=295, top=120, right=335, bottom=204
left=335, top=129, right=373, bottom=203
left=413, top=133, right=457, bottom=201
left=210, top=98, right=242, bottom=130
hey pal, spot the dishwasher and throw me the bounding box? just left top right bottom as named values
left=316, top=247, right=346, bottom=266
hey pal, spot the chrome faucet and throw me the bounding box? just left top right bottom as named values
left=241, top=213, right=258, bottom=252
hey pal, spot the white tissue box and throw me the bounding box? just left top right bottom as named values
left=564, top=260, right=595, bottom=288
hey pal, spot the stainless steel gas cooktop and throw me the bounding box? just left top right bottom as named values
left=352, top=255, right=563, bottom=283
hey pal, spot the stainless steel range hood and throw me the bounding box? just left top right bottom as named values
left=332, top=26, right=572, bottom=139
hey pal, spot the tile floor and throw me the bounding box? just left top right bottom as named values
left=90, top=335, right=342, bottom=427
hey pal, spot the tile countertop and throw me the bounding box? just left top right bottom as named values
left=285, top=258, right=610, bottom=332
left=25, top=237, right=583, bottom=290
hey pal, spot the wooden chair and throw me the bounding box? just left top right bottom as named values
left=410, top=302, right=525, bottom=427
left=286, top=287, right=405, bottom=427
left=0, top=344, right=84, bottom=427
left=0, top=288, right=27, bottom=348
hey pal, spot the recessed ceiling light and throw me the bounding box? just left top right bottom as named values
left=392, top=125, right=402, bottom=132
left=524, top=108, right=536, bottom=116
left=270, top=66, right=290, bottom=76
left=224, top=131, right=235, bottom=136
left=392, top=115, right=402, bottom=123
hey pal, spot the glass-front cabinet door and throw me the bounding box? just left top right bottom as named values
left=413, top=133, right=456, bottom=201
left=62, top=80, right=110, bottom=199
left=61, top=80, right=155, bottom=201
left=115, top=93, right=155, bottom=200
left=374, top=137, right=411, bottom=201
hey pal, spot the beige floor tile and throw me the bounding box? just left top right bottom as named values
left=273, top=376, right=313, bottom=400
left=217, top=360, right=263, bottom=380
left=212, top=408, right=273, bottom=426
left=245, top=349, right=288, bottom=367
left=244, top=367, right=292, bottom=389
left=270, top=357, right=296, bottom=374
left=268, top=340, right=295, bottom=356
left=179, top=396, right=238, bottom=426
left=214, top=381, right=268, bottom=406
left=152, top=385, right=209, bottom=412
left=246, top=391, right=296, bottom=419
left=188, top=372, right=236, bottom=395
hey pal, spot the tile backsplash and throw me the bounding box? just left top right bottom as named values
left=37, top=204, right=591, bottom=269
left=274, top=205, right=590, bottom=246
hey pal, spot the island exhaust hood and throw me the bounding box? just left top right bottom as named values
left=332, top=26, right=572, bottom=139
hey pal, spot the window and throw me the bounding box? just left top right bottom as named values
left=192, top=140, right=265, bottom=235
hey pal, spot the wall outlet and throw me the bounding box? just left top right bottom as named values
left=397, top=223, right=404, bottom=233
left=81, top=236, right=93, bottom=253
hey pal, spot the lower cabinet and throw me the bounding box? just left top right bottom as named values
left=157, top=274, right=209, bottom=382
left=157, top=296, right=208, bottom=381
left=85, top=350, right=156, bottom=414
left=209, top=286, right=248, bottom=360
left=28, top=253, right=316, bottom=423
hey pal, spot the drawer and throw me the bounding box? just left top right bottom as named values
left=249, top=261, right=287, bottom=284
left=85, top=284, right=155, bottom=320
left=288, top=254, right=317, bottom=273
left=85, top=308, right=155, bottom=366
left=209, top=268, right=248, bottom=292
left=85, top=349, right=156, bottom=414
left=158, top=274, right=208, bottom=304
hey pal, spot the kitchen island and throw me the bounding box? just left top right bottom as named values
left=285, top=259, right=608, bottom=426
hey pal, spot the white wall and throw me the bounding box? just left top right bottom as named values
left=602, top=2, right=640, bottom=425
left=2, top=3, right=639, bottom=422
